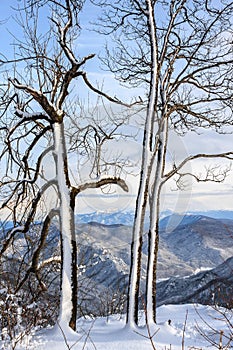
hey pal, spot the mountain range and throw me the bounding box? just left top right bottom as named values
left=1, top=212, right=233, bottom=316
left=75, top=209, right=233, bottom=226
left=75, top=213, right=233, bottom=314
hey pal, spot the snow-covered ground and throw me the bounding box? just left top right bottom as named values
left=2, top=304, right=232, bottom=349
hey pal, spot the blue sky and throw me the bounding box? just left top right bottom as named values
left=0, top=0, right=138, bottom=101
left=0, top=0, right=233, bottom=214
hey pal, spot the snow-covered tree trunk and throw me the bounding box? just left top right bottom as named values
left=146, top=115, right=168, bottom=324
left=126, top=0, right=158, bottom=327
left=146, top=198, right=160, bottom=325
left=126, top=156, right=151, bottom=327
left=53, top=121, right=77, bottom=331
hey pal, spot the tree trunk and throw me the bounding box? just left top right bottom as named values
left=126, top=165, right=150, bottom=327
left=53, top=121, right=77, bottom=331
left=146, top=183, right=161, bottom=325
left=126, top=0, right=159, bottom=327
left=146, top=117, right=167, bottom=324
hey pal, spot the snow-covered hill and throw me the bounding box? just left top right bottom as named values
left=159, top=214, right=233, bottom=270
left=156, top=256, right=233, bottom=307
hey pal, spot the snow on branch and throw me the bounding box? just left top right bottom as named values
left=72, top=176, right=129, bottom=197
left=9, top=78, right=61, bottom=121
left=37, top=256, right=61, bottom=270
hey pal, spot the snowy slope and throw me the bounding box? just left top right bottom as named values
left=4, top=304, right=232, bottom=350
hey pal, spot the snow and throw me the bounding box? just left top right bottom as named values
left=194, top=266, right=213, bottom=274
left=2, top=304, right=232, bottom=349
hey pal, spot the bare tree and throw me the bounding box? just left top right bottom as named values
left=0, top=0, right=132, bottom=331
left=93, top=0, right=233, bottom=326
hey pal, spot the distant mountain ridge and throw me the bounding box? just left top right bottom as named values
left=76, top=211, right=135, bottom=226
left=75, top=210, right=233, bottom=227
left=2, top=209, right=233, bottom=231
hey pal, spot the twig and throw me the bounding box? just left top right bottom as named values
left=182, top=309, right=188, bottom=350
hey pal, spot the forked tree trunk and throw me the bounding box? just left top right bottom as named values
left=126, top=0, right=159, bottom=327
left=53, top=121, right=77, bottom=331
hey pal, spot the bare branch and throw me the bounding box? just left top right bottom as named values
left=80, top=72, right=140, bottom=107
left=14, top=208, right=59, bottom=293
left=0, top=180, right=57, bottom=256
left=71, top=176, right=128, bottom=198
left=165, top=151, right=233, bottom=182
